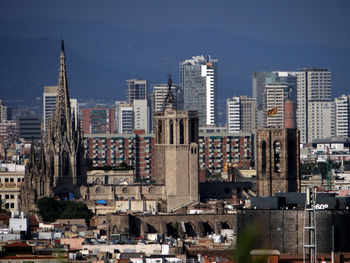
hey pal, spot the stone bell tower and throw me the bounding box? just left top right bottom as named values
left=256, top=128, right=300, bottom=196
left=153, top=76, right=199, bottom=211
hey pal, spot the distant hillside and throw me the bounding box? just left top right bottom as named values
left=0, top=35, right=129, bottom=104
left=1, top=17, right=350, bottom=108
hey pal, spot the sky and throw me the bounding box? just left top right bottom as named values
left=1, top=0, right=350, bottom=48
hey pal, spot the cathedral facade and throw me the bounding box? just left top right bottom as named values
left=20, top=43, right=199, bottom=214
left=20, top=41, right=86, bottom=213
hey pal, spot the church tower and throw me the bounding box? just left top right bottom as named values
left=256, top=128, right=300, bottom=196
left=21, top=41, right=86, bottom=212
left=153, top=76, right=199, bottom=211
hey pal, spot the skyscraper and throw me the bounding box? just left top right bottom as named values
left=240, top=96, right=256, bottom=133
left=308, top=101, right=335, bottom=141
left=133, top=99, right=149, bottom=133
left=334, top=95, right=349, bottom=138
left=264, top=83, right=290, bottom=128
left=226, top=96, right=256, bottom=133
left=296, top=68, right=331, bottom=143
left=180, top=55, right=218, bottom=127
left=126, top=79, right=148, bottom=103
left=252, top=71, right=297, bottom=129
left=226, top=97, right=241, bottom=133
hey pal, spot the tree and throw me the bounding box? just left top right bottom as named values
left=37, top=197, right=93, bottom=222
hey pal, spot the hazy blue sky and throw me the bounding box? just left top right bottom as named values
left=1, top=0, right=350, bottom=47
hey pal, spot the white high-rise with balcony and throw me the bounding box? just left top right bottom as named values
left=335, top=95, right=350, bottom=137
left=180, top=55, right=218, bottom=127
left=226, top=97, right=241, bottom=133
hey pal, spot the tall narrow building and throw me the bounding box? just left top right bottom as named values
left=180, top=55, right=218, bottom=127
left=115, top=101, right=134, bottom=134
left=226, top=96, right=256, bottom=133
left=21, top=41, right=86, bottom=213
left=296, top=68, right=331, bottom=143
left=335, top=95, right=350, bottom=137
left=253, top=71, right=297, bottom=129
left=226, top=97, right=241, bottom=133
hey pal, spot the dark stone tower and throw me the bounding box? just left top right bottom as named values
left=153, top=76, right=199, bottom=211
left=256, top=128, right=300, bottom=196
left=21, top=41, right=86, bottom=213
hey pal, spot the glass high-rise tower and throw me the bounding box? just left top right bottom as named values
left=180, top=55, right=218, bottom=127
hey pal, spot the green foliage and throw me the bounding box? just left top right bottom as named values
left=233, top=223, right=266, bottom=263
left=37, top=197, right=93, bottom=222
left=317, top=161, right=331, bottom=179
left=205, top=169, right=212, bottom=179
left=300, top=162, right=316, bottom=175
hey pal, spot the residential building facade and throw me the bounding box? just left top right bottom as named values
left=115, top=101, right=134, bottom=134
left=308, top=101, right=335, bottom=142
left=84, top=132, right=254, bottom=179
left=81, top=107, right=115, bottom=134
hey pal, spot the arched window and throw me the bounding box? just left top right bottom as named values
left=274, top=141, right=281, bottom=173
left=180, top=119, right=184, bottom=144
left=261, top=140, right=266, bottom=173
left=191, top=119, right=197, bottom=143
left=157, top=120, right=162, bottom=144
left=169, top=120, right=174, bottom=144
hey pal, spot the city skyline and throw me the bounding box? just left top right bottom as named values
left=1, top=1, right=350, bottom=110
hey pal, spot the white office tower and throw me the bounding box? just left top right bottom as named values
left=0, top=100, right=11, bottom=122
left=335, top=95, right=350, bottom=137
left=226, top=97, right=241, bottom=133
left=308, top=101, right=335, bottom=142
left=115, top=101, right=134, bottom=134
left=296, top=68, right=331, bottom=143
left=133, top=99, right=149, bottom=133
left=264, top=83, right=290, bottom=128
left=180, top=55, right=218, bottom=127
left=43, top=86, right=78, bottom=131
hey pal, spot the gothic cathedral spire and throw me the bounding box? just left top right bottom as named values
left=54, top=40, right=72, bottom=139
